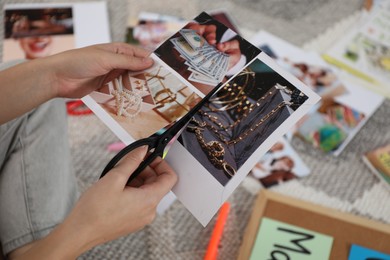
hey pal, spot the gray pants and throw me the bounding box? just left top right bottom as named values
left=0, top=61, right=78, bottom=255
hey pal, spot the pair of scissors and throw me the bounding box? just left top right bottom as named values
left=100, top=82, right=223, bottom=185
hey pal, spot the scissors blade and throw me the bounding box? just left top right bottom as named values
left=160, top=120, right=192, bottom=159
left=156, top=81, right=224, bottom=150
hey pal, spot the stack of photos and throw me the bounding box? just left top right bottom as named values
left=250, top=30, right=384, bottom=156
left=83, top=12, right=320, bottom=226
left=3, top=2, right=110, bottom=62
left=249, top=137, right=310, bottom=188
left=324, top=1, right=390, bottom=97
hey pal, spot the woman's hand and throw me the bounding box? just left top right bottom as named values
left=0, top=43, right=153, bottom=124
left=184, top=23, right=242, bottom=71
left=216, top=40, right=241, bottom=71
left=48, top=43, right=153, bottom=99
left=64, top=146, right=177, bottom=252
left=13, top=146, right=177, bottom=260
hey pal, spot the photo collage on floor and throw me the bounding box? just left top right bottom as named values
left=324, top=1, right=390, bottom=98
left=251, top=31, right=384, bottom=156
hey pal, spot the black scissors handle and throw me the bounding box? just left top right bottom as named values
left=101, top=82, right=223, bottom=185
left=100, top=135, right=162, bottom=185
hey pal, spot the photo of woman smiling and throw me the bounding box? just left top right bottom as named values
left=3, top=7, right=74, bottom=61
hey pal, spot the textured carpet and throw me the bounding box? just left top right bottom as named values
left=3, top=0, right=390, bottom=259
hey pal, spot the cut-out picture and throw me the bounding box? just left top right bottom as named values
left=324, top=2, right=390, bottom=97
left=297, top=99, right=365, bottom=153
left=89, top=60, right=201, bottom=140
left=126, top=12, right=186, bottom=51
left=208, top=10, right=240, bottom=34
left=363, top=144, right=390, bottom=191
left=249, top=137, right=310, bottom=188
left=3, top=7, right=74, bottom=61
left=250, top=31, right=348, bottom=99
left=344, top=33, right=390, bottom=78
left=259, top=44, right=347, bottom=98
left=179, top=58, right=309, bottom=186
left=154, top=12, right=261, bottom=95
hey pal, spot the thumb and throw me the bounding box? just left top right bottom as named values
left=104, top=145, right=148, bottom=186
left=104, top=51, right=154, bottom=72
left=217, top=40, right=240, bottom=53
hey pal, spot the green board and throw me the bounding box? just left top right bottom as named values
left=250, top=217, right=333, bottom=260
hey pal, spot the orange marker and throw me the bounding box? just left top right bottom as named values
left=204, top=202, right=231, bottom=260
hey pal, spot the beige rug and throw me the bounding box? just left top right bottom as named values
left=2, top=0, right=389, bottom=259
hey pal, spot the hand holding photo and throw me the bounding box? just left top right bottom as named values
left=180, top=29, right=207, bottom=50
left=155, top=12, right=261, bottom=95
left=83, top=12, right=320, bottom=226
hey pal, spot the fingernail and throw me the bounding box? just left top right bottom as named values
left=142, top=57, right=153, bottom=64
left=107, top=142, right=126, bottom=152
left=140, top=145, right=149, bottom=153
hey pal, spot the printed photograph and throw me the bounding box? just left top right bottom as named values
left=154, top=12, right=261, bottom=95
left=249, top=137, right=311, bottom=188
left=324, top=3, right=390, bottom=93
left=297, top=99, right=365, bottom=153
left=251, top=30, right=384, bottom=156
left=3, top=7, right=74, bottom=61
left=343, top=33, right=390, bottom=80
left=251, top=35, right=347, bottom=98
left=126, top=12, right=186, bottom=51
left=90, top=59, right=201, bottom=140
left=179, top=58, right=309, bottom=186
left=126, top=11, right=240, bottom=51
left=208, top=10, right=240, bottom=34
left=363, top=144, right=390, bottom=191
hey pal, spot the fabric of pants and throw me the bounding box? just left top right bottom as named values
left=0, top=61, right=79, bottom=255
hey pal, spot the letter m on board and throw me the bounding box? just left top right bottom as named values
left=273, top=227, right=314, bottom=255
